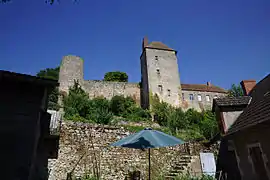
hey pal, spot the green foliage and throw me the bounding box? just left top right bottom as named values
left=199, top=110, right=219, bottom=140
left=36, top=66, right=60, bottom=110
left=110, top=95, right=135, bottom=116
left=151, top=95, right=218, bottom=141
left=110, top=95, right=150, bottom=121
left=63, top=81, right=113, bottom=124
left=63, top=82, right=150, bottom=124
left=104, top=71, right=128, bottom=82
left=125, top=105, right=151, bottom=122
left=228, top=83, right=244, bottom=97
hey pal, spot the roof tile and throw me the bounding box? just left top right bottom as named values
left=213, top=96, right=251, bottom=107
left=146, top=41, right=175, bottom=51
left=181, top=84, right=227, bottom=93
left=226, top=94, right=270, bottom=135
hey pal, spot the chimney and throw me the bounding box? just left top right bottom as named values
left=142, top=36, right=148, bottom=51
left=207, top=82, right=211, bottom=86
left=240, top=80, right=256, bottom=96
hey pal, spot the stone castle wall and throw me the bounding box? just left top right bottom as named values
left=83, top=81, right=140, bottom=104
left=58, top=55, right=141, bottom=104
left=58, top=55, right=226, bottom=111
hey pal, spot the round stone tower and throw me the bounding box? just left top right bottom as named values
left=58, top=55, right=84, bottom=94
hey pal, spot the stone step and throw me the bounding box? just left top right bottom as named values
left=171, top=166, right=185, bottom=170
left=180, top=156, right=192, bottom=160
left=169, top=169, right=183, bottom=174
left=174, top=162, right=189, bottom=167
left=172, top=160, right=191, bottom=165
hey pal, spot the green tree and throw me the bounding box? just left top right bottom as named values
left=63, top=80, right=90, bottom=120
left=167, top=107, right=186, bottom=134
left=104, top=71, right=128, bottom=82
left=199, top=110, right=219, bottom=140
left=36, top=67, right=60, bottom=110
left=228, top=84, right=244, bottom=97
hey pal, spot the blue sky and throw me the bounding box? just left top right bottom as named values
left=1, top=0, right=269, bottom=89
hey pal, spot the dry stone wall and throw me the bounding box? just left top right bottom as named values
left=48, top=121, right=186, bottom=180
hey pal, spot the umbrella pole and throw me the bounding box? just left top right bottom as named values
left=148, top=148, right=151, bottom=180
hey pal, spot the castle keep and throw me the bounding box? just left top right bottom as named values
left=58, top=37, right=227, bottom=111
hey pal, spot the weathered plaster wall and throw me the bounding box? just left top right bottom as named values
left=182, top=90, right=226, bottom=111
left=222, top=111, right=243, bottom=133
left=48, top=121, right=215, bottom=180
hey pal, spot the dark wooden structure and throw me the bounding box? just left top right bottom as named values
left=0, top=70, right=59, bottom=180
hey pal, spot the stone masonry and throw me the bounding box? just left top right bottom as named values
left=58, top=37, right=227, bottom=111
left=48, top=121, right=216, bottom=180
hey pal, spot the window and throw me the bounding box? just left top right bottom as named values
left=197, top=94, right=202, bottom=101
left=158, top=85, right=163, bottom=93
left=156, top=69, right=160, bottom=75
left=182, top=93, right=185, bottom=100
left=189, top=94, right=194, bottom=101
left=155, top=56, right=158, bottom=60
left=167, top=89, right=171, bottom=97
left=206, top=95, right=210, bottom=101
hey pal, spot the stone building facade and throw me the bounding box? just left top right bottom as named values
left=58, top=37, right=227, bottom=111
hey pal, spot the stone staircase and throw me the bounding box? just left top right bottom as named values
left=164, top=155, right=192, bottom=179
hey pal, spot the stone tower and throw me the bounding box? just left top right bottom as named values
left=58, top=55, right=84, bottom=94
left=140, top=37, right=182, bottom=108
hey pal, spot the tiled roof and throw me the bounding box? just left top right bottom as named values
left=226, top=93, right=270, bottom=135
left=181, top=84, right=227, bottom=93
left=213, top=96, right=251, bottom=107
left=146, top=41, right=175, bottom=51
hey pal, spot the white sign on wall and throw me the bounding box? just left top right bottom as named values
left=200, top=152, right=216, bottom=177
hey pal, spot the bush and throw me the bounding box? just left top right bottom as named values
left=110, top=95, right=135, bottom=116
left=199, top=110, right=219, bottom=140
left=63, top=80, right=90, bottom=120
left=104, top=71, right=128, bottom=82
left=125, top=106, right=151, bottom=122
left=63, top=82, right=150, bottom=124
left=150, top=95, right=218, bottom=140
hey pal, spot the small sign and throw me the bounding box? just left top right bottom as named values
left=200, top=153, right=216, bottom=177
